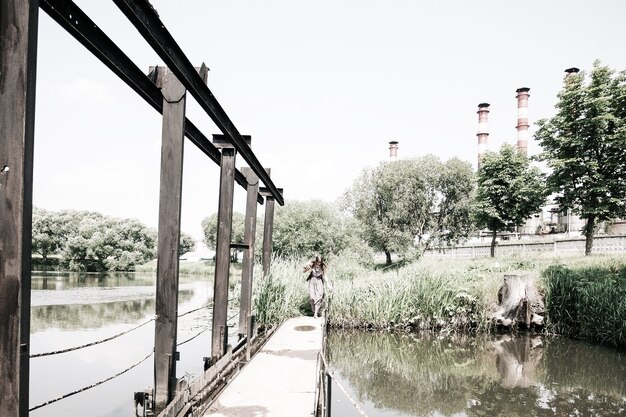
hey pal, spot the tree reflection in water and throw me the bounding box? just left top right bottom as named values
left=327, top=331, right=626, bottom=417
left=30, top=272, right=196, bottom=331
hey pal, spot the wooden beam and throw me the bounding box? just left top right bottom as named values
left=238, top=167, right=260, bottom=337
left=0, top=1, right=38, bottom=416
left=260, top=180, right=281, bottom=276
left=211, top=147, right=237, bottom=362
left=230, top=243, right=250, bottom=250
left=112, top=0, right=284, bottom=205
left=39, top=0, right=263, bottom=205
left=152, top=66, right=188, bottom=412
left=213, top=134, right=251, bottom=148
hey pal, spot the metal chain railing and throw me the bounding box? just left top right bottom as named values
left=29, top=349, right=154, bottom=411
left=31, top=302, right=213, bottom=358
left=29, top=299, right=243, bottom=412
left=30, top=317, right=155, bottom=358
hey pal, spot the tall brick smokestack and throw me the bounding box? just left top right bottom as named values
left=515, top=87, right=530, bottom=156
left=477, top=103, right=490, bottom=169
left=389, top=141, right=398, bottom=160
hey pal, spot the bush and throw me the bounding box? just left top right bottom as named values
left=544, top=264, right=626, bottom=348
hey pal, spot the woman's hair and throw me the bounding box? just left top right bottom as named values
left=312, top=255, right=327, bottom=274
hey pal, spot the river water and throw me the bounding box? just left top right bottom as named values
left=30, top=272, right=626, bottom=417
left=327, top=330, right=626, bottom=417
left=29, top=271, right=235, bottom=417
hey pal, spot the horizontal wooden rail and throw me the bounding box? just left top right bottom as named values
left=40, top=0, right=264, bottom=204
left=112, top=0, right=284, bottom=206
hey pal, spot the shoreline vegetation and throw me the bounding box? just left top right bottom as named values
left=252, top=253, right=626, bottom=350
left=38, top=252, right=626, bottom=350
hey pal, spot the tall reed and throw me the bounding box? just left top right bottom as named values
left=244, top=252, right=626, bottom=345
left=543, top=262, right=626, bottom=348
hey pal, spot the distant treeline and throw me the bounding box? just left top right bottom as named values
left=32, top=208, right=196, bottom=272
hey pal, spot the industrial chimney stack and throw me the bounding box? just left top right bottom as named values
left=389, top=141, right=399, bottom=160
left=476, top=103, right=490, bottom=169
left=515, top=87, right=530, bottom=157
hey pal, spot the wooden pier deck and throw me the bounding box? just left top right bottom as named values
left=203, top=316, right=323, bottom=417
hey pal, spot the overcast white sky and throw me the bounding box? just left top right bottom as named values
left=32, top=0, right=626, bottom=240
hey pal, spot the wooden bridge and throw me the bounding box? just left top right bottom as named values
left=202, top=317, right=324, bottom=417
left=0, top=1, right=333, bottom=416
left=155, top=316, right=326, bottom=417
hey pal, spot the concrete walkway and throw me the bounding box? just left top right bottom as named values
left=203, top=316, right=323, bottom=417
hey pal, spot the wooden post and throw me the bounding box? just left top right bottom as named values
left=238, top=167, right=260, bottom=338
left=210, top=135, right=249, bottom=362
left=260, top=179, right=281, bottom=276
left=150, top=65, right=203, bottom=412
left=1, top=1, right=38, bottom=416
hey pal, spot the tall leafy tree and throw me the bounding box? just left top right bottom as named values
left=179, top=232, right=196, bottom=256
left=32, top=208, right=98, bottom=266
left=272, top=200, right=361, bottom=259
left=344, top=156, right=475, bottom=265
left=201, top=212, right=249, bottom=261
left=62, top=213, right=156, bottom=271
left=474, top=144, right=547, bottom=257
left=535, top=61, right=626, bottom=255
left=32, top=207, right=66, bottom=264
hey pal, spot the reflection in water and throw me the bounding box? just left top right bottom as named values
left=328, top=331, right=626, bottom=417
left=29, top=273, right=224, bottom=417
left=30, top=272, right=197, bottom=331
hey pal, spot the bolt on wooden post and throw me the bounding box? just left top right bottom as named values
left=210, top=134, right=251, bottom=362
left=1, top=1, right=38, bottom=416
left=149, top=64, right=208, bottom=412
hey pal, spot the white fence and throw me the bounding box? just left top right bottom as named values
left=424, top=235, right=626, bottom=259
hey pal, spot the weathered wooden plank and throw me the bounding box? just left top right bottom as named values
left=229, top=243, right=250, bottom=250
left=211, top=147, right=237, bottom=361
left=152, top=66, right=188, bottom=412
left=212, top=134, right=251, bottom=148
left=259, top=184, right=282, bottom=277
left=238, top=167, right=259, bottom=337
left=0, top=1, right=38, bottom=416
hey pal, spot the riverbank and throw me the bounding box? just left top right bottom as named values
left=252, top=253, right=626, bottom=349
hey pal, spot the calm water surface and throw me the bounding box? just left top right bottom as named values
left=29, top=271, right=237, bottom=417
left=328, top=330, right=626, bottom=417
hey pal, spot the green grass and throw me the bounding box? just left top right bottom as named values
left=136, top=251, right=626, bottom=348
left=543, top=261, right=626, bottom=348
left=248, top=252, right=626, bottom=345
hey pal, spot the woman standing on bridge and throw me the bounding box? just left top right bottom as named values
left=303, top=255, right=327, bottom=318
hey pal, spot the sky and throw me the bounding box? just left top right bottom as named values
left=32, top=0, right=626, bottom=240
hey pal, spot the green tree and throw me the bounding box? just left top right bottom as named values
left=179, top=232, right=196, bottom=256
left=201, top=212, right=247, bottom=261
left=32, top=207, right=65, bottom=264
left=535, top=61, right=626, bottom=255
left=431, top=158, right=477, bottom=250
left=474, top=144, right=547, bottom=257
left=344, top=156, right=475, bottom=265
left=272, top=200, right=362, bottom=260
left=63, top=213, right=156, bottom=271
left=32, top=208, right=97, bottom=266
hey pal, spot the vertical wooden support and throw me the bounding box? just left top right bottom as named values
left=149, top=65, right=200, bottom=412
left=260, top=180, right=281, bottom=276
left=262, top=197, right=275, bottom=276
left=0, top=1, right=38, bottom=416
left=210, top=136, right=239, bottom=362
left=238, top=167, right=260, bottom=337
